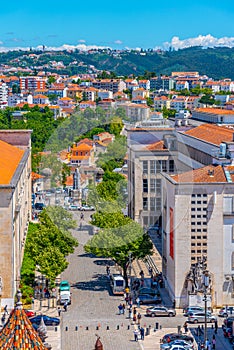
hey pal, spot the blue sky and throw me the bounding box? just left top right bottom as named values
left=0, top=0, right=234, bottom=49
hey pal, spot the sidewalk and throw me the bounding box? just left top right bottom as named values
left=33, top=298, right=61, bottom=350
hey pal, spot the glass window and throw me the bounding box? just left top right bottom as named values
left=150, top=197, right=156, bottom=211
left=143, top=161, right=148, bottom=174
left=150, top=179, right=156, bottom=193
left=156, top=160, right=162, bottom=172
left=156, top=197, right=161, bottom=211
left=143, top=179, right=148, bottom=193
left=162, top=160, right=167, bottom=172
left=150, top=160, right=156, bottom=174
left=143, top=197, right=148, bottom=210
left=169, top=159, right=174, bottom=172
left=156, top=179, right=161, bottom=195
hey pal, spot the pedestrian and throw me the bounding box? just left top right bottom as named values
left=212, top=335, right=216, bottom=349
left=207, top=341, right=211, bottom=350
left=4, top=305, right=8, bottom=315
left=122, top=303, right=125, bottom=314
left=148, top=266, right=153, bottom=277
left=134, top=329, right=139, bottom=341
left=63, top=301, right=68, bottom=312
left=136, top=297, right=140, bottom=308
left=137, top=312, right=142, bottom=325
left=140, top=327, right=145, bottom=340
left=1, top=313, right=6, bottom=325
left=58, top=307, right=61, bottom=316
left=214, top=320, right=218, bottom=334
left=183, top=321, right=188, bottom=333
left=118, top=303, right=123, bottom=315
left=205, top=338, right=209, bottom=350
left=172, top=299, right=176, bottom=308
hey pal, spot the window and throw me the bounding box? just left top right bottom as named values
left=197, top=236, right=201, bottom=239
left=143, top=161, right=148, bottom=174
left=143, top=216, right=148, bottom=226
left=156, top=179, right=161, bottom=195
left=150, top=197, right=156, bottom=211
left=197, top=201, right=201, bottom=204
left=156, top=161, right=162, bottom=172
left=197, top=215, right=201, bottom=218
left=191, top=201, right=196, bottom=204
left=191, top=208, right=196, bottom=212
left=197, top=222, right=201, bottom=225
left=197, top=229, right=201, bottom=232
left=143, top=197, right=148, bottom=210
left=191, top=215, right=195, bottom=218
left=150, top=160, right=156, bottom=174
left=150, top=179, right=156, bottom=193
left=169, top=160, right=174, bottom=172
left=224, top=197, right=233, bottom=214
left=197, top=194, right=201, bottom=197
left=192, top=194, right=196, bottom=198
left=156, top=197, right=161, bottom=211
left=143, top=179, right=148, bottom=193
left=197, top=208, right=201, bottom=211
left=162, top=160, right=167, bottom=172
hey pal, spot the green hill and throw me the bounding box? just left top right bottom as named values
left=1, top=46, right=234, bottom=79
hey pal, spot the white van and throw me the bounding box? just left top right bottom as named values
left=59, top=290, right=71, bottom=305
left=110, top=274, right=126, bottom=295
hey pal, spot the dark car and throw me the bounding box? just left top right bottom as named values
left=138, top=287, right=159, bottom=296
left=35, top=202, right=45, bottom=210
left=162, top=333, right=194, bottom=344
left=137, top=293, right=162, bottom=305
left=29, top=315, right=60, bottom=326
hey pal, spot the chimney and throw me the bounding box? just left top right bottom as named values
left=208, top=169, right=214, bottom=177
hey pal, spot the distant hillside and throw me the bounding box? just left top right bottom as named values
left=1, top=46, right=234, bottom=79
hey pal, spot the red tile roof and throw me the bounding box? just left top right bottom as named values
left=171, top=165, right=227, bottom=183
left=0, top=140, right=24, bottom=185
left=146, top=140, right=168, bottom=151
left=183, top=123, right=234, bottom=146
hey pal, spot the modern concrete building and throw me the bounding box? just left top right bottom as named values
left=128, top=123, right=234, bottom=307
left=0, top=130, right=32, bottom=305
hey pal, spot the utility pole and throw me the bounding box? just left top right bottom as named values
left=203, top=270, right=210, bottom=348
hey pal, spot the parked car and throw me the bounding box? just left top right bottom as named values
left=137, top=293, right=161, bottom=305
left=55, top=188, right=62, bottom=194
left=24, top=309, right=35, bottom=318
left=68, top=205, right=80, bottom=211
left=138, top=287, right=159, bottom=296
left=79, top=205, right=95, bottom=211
left=29, top=315, right=60, bottom=326
left=187, top=312, right=217, bottom=323
left=160, top=340, right=194, bottom=349
left=146, top=306, right=176, bottom=317
left=59, top=280, right=70, bottom=292
left=162, top=333, right=194, bottom=344
left=35, top=202, right=46, bottom=210
left=183, top=306, right=205, bottom=316
left=219, top=306, right=234, bottom=317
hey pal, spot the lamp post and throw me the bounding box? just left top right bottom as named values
left=203, top=270, right=210, bottom=348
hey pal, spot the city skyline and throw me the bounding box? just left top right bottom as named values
left=0, top=0, right=234, bottom=50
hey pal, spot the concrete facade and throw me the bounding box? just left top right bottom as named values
left=0, top=130, right=31, bottom=301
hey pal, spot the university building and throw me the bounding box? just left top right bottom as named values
left=128, top=123, right=234, bottom=307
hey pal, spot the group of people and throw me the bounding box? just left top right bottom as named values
left=57, top=301, right=68, bottom=316
left=133, top=326, right=145, bottom=341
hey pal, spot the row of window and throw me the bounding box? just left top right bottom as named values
left=143, top=197, right=162, bottom=211
left=191, top=200, right=208, bottom=205
left=143, top=179, right=162, bottom=194
left=142, top=160, right=175, bottom=174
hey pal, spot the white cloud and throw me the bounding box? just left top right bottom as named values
left=0, top=43, right=112, bottom=53
left=78, top=39, right=86, bottom=43
left=114, top=40, right=123, bottom=45
left=163, top=34, right=234, bottom=50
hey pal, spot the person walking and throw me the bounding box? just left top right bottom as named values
left=63, top=301, right=68, bottom=312
left=58, top=307, right=61, bottom=317
left=183, top=321, right=188, bottom=333
left=214, top=320, right=218, bottom=334
left=140, top=327, right=145, bottom=340
left=122, top=303, right=125, bottom=314
left=4, top=305, right=8, bottom=315
left=212, top=335, right=216, bottom=349
left=118, top=303, right=123, bottom=315
left=137, top=312, right=142, bottom=326
left=134, top=329, right=139, bottom=341
left=205, top=338, right=209, bottom=350
left=136, top=297, right=140, bottom=308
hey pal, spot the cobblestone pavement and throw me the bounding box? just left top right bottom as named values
left=61, top=222, right=141, bottom=350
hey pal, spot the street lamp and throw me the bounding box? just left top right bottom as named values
left=203, top=270, right=210, bottom=348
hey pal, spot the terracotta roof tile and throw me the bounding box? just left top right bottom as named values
left=146, top=140, right=168, bottom=151
left=171, top=165, right=227, bottom=183
left=0, top=140, right=24, bottom=185
left=184, top=123, right=234, bottom=146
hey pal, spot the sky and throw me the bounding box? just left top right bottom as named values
left=0, top=0, right=234, bottom=51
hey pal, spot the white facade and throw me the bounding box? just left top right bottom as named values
left=0, top=83, right=8, bottom=108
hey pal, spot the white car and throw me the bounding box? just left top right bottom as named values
left=68, top=205, right=80, bottom=211
left=79, top=205, right=95, bottom=211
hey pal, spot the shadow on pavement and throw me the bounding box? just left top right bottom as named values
left=93, top=259, right=115, bottom=266
left=71, top=274, right=111, bottom=294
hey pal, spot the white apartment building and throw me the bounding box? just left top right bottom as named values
left=119, top=103, right=150, bottom=122
left=0, top=82, right=8, bottom=108
left=97, top=90, right=113, bottom=100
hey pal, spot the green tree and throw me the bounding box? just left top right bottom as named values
left=85, top=221, right=153, bottom=286
left=47, top=76, right=56, bottom=85
left=44, top=205, right=76, bottom=232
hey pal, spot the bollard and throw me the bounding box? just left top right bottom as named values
left=96, top=326, right=99, bottom=330
left=55, top=327, right=57, bottom=332
left=155, top=322, right=159, bottom=330
left=146, top=327, right=149, bottom=336
left=106, top=325, right=109, bottom=330
left=65, top=326, right=68, bottom=331
left=86, top=326, right=89, bottom=330
left=117, top=325, right=119, bottom=330
left=127, top=325, right=130, bottom=330
left=75, top=326, right=78, bottom=331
